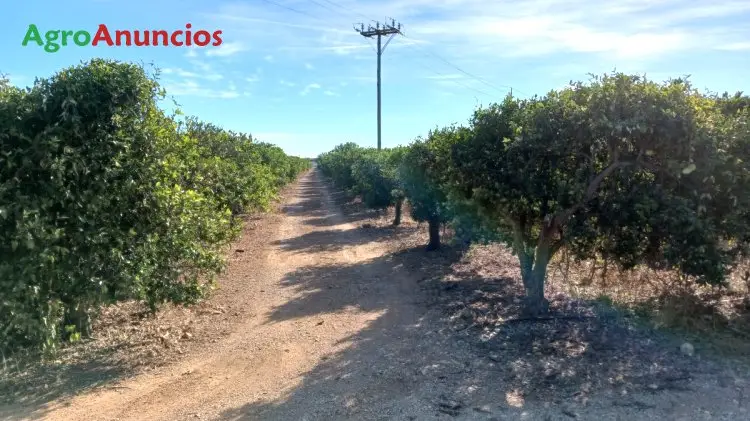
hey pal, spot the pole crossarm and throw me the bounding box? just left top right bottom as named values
left=354, top=19, right=402, bottom=38
left=358, top=27, right=400, bottom=37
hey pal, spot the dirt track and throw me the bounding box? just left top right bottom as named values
left=5, top=169, right=750, bottom=420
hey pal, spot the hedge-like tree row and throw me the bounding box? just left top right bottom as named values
left=0, top=59, right=310, bottom=354
left=318, top=73, right=750, bottom=316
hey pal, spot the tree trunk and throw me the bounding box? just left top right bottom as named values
left=426, top=216, right=441, bottom=251
left=393, top=198, right=403, bottom=226
left=521, top=242, right=552, bottom=316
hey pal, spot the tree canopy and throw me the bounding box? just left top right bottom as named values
left=318, top=72, right=750, bottom=315
left=0, top=59, right=310, bottom=354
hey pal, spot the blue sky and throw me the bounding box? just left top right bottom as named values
left=2, top=0, right=749, bottom=157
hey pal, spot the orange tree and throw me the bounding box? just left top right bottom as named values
left=350, top=146, right=409, bottom=225
left=400, top=126, right=468, bottom=250
left=449, top=74, right=750, bottom=315
left=0, top=59, right=308, bottom=354
left=317, top=142, right=365, bottom=193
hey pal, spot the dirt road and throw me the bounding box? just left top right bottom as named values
left=8, top=169, right=750, bottom=420
left=24, top=169, right=436, bottom=420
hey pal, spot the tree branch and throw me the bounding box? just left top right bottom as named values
left=550, top=159, right=634, bottom=229
left=584, top=160, right=632, bottom=202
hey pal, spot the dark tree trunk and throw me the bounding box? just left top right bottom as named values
left=393, top=198, right=403, bottom=226
left=426, top=216, right=441, bottom=251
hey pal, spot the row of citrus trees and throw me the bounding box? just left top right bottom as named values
left=0, top=59, right=310, bottom=354
left=318, top=73, right=750, bottom=316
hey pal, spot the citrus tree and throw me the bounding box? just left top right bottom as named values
left=350, top=147, right=409, bottom=225
left=400, top=127, right=467, bottom=249
left=450, top=74, right=750, bottom=315
left=0, top=59, right=309, bottom=354
left=317, top=142, right=365, bottom=192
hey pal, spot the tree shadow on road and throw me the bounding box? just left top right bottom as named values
left=0, top=346, right=130, bottom=420
left=271, top=226, right=402, bottom=254
left=265, top=245, right=463, bottom=323
left=219, top=245, right=736, bottom=421
left=281, top=177, right=328, bottom=217
left=303, top=212, right=373, bottom=227
left=219, top=245, right=469, bottom=420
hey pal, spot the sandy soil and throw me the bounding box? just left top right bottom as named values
left=2, top=169, right=749, bottom=421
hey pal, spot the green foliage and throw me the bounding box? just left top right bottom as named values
left=317, top=142, right=365, bottom=192
left=351, top=147, right=406, bottom=211
left=449, top=73, right=750, bottom=313
left=318, top=144, right=407, bottom=224
left=0, top=59, right=309, bottom=354
left=717, top=91, right=750, bottom=116
left=317, top=72, right=750, bottom=315
left=399, top=132, right=449, bottom=224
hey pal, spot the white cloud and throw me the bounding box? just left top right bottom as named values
left=401, top=0, right=750, bottom=61
left=305, top=63, right=314, bottom=70
left=323, top=90, right=339, bottom=96
left=280, top=79, right=296, bottom=87
left=322, top=44, right=370, bottom=55
left=208, top=14, right=350, bottom=35
left=206, top=42, right=246, bottom=57
left=206, top=0, right=749, bottom=63
left=190, top=60, right=213, bottom=73
left=163, top=79, right=240, bottom=99
left=160, top=67, right=223, bottom=81
left=264, top=55, right=274, bottom=62
left=194, top=0, right=747, bottom=100
left=300, top=83, right=321, bottom=96
left=716, top=41, right=750, bottom=51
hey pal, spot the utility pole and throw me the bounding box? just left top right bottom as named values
left=355, top=19, right=402, bottom=150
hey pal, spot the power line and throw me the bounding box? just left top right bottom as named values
left=305, top=0, right=378, bottom=53
left=260, top=0, right=321, bottom=20
left=265, top=0, right=521, bottom=99
left=400, top=33, right=522, bottom=96
left=302, top=0, right=523, bottom=97
left=400, top=49, right=496, bottom=98
left=306, top=0, right=348, bottom=17
left=317, top=0, right=371, bottom=21
left=261, top=0, right=377, bottom=54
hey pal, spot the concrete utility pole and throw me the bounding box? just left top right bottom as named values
left=355, top=19, right=402, bottom=150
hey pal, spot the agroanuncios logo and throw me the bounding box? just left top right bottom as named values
left=22, top=23, right=223, bottom=53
